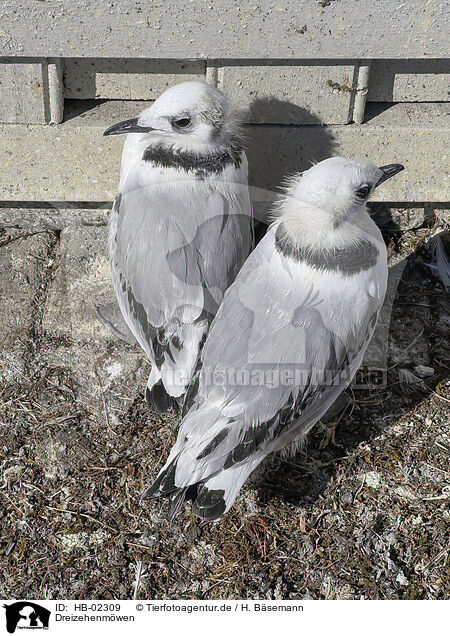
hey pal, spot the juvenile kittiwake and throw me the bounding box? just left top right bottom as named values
left=146, top=157, right=405, bottom=520
left=103, top=82, right=252, bottom=412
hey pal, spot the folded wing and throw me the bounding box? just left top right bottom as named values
left=148, top=225, right=382, bottom=516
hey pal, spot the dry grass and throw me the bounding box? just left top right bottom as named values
left=0, top=209, right=449, bottom=600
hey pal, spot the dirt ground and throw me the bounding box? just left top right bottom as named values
left=0, top=203, right=449, bottom=600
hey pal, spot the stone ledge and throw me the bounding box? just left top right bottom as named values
left=0, top=104, right=447, bottom=203
left=2, top=0, right=447, bottom=58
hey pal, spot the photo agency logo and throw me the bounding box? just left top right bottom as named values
left=3, top=603, right=50, bottom=634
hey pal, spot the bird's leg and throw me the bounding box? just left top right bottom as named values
left=319, top=419, right=340, bottom=450
left=318, top=393, right=350, bottom=449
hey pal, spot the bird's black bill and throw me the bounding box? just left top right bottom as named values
left=103, top=118, right=154, bottom=136
left=375, top=163, right=405, bottom=187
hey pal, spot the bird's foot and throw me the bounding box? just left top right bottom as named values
left=319, top=420, right=340, bottom=450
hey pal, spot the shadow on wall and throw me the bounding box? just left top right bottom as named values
left=241, top=97, right=337, bottom=237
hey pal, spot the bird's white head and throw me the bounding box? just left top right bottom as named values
left=103, top=81, right=237, bottom=153
left=276, top=157, right=404, bottom=247
left=289, top=157, right=404, bottom=221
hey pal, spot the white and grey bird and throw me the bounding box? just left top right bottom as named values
left=146, top=157, right=405, bottom=520
left=103, top=82, right=252, bottom=412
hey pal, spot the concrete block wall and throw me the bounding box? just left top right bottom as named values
left=0, top=58, right=63, bottom=124
left=63, top=59, right=207, bottom=100
left=3, top=58, right=449, bottom=124
left=0, top=1, right=448, bottom=204
left=367, top=60, right=450, bottom=102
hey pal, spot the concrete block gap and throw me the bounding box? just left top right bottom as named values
left=0, top=202, right=113, bottom=210
left=24, top=229, right=62, bottom=374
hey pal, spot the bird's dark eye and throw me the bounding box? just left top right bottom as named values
left=173, top=117, right=191, bottom=129
left=356, top=184, right=371, bottom=198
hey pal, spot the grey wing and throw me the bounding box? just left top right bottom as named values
left=110, top=167, right=252, bottom=388
left=166, top=198, right=253, bottom=318
left=165, top=152, right=253, bottom=318
left=167, top=227, right=380, bottom=486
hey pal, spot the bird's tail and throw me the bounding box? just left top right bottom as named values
left=145, top=368, right=181, bottom=414
left=145, top=381, right=181, bottom=414
left=145, top=320, right=209, bottom=413
left=145, top=456, right=252, bottom=521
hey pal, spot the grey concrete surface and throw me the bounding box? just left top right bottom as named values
left=0, top=229, right=53, bottom=381
left=64, top=59, right=206, bottom=100
left=367, top=59, right=450, bottom=102
left=0, top=59, right=47, bottom=124
left=1, top=1, right=447, bottom=58
left=42, top=225, right=117, bottom=342
left=3, top=57, right=448, bottom=126
left=218, top=64, right=355, bottom=124
left=0, top=103, right=447, bottom=202
left=0, top=58, right=64, bottom=124
left=62, top=60, right=359, bottom=124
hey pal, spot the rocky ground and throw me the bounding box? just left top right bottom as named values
left=0, top=203, right=448, bottom=600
